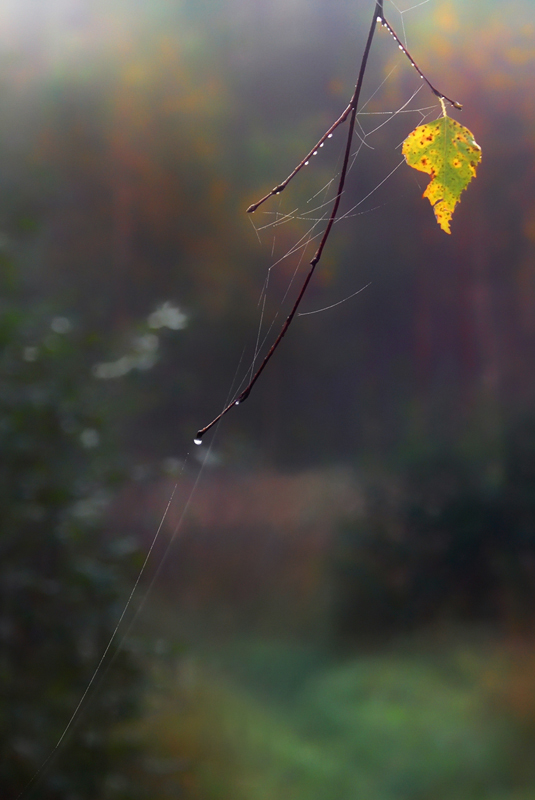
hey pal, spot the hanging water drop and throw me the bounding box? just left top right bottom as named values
left=328, top=133, right=333, bottom=139
left=319, top=142, right=324, bottom=148
left=194, top=437, right=203, bottom=446
left=304, top=160, right=309, bottom=166
left=234, top=399, right=241, bottom=406
left=313, top=151, right=318, bottom=156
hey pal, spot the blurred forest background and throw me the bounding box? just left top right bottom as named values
left=2, top=0, right=535, bottom=798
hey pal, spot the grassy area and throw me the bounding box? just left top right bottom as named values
left=135, top=633, right=535, bottom=800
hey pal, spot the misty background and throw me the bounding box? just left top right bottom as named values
left=2, top=0, right=535, bottom=798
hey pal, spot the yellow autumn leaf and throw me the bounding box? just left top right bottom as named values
left=402, top=115, right=482, bottom=234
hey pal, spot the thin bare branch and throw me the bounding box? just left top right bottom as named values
left=246, top=104, right=352, bottom=214
left=195, top=2, right=384, bottom=444
left=378, top=15, right=462, bottom=109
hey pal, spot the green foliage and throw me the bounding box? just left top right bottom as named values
left=142, top=638, right=534, bottom=800
left=298, top=655, right=510, bottom=800
left=402, top=114, right=481, bottom=233
left=0, top=259, right=146, bottom=799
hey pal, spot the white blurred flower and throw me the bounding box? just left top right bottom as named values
left=72, top=490, right=110, bottom=519
left=134, top=333, right=158, bottom=353
left=135, top=353, right=157, bottom=370
left=80, top=428, right=100, bottom=448
left=93, top=331, right=161, bottom=380
left=148, top=302, right=188, bottom=330
left=23, top=346, right=38, bottom=362
left=193, top=446, right=222, bottom=467
left=50, top=317, right=71, bottom=334
left=92, top=355, right=134, bottom=379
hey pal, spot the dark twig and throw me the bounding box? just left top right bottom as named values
left=195, top=0, right=462, bottom=443
left=378, top=16, right=462, bottom=110
left=246, top=105, right=353, bottom=214
left=195, top=1, right=383, bottom=444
